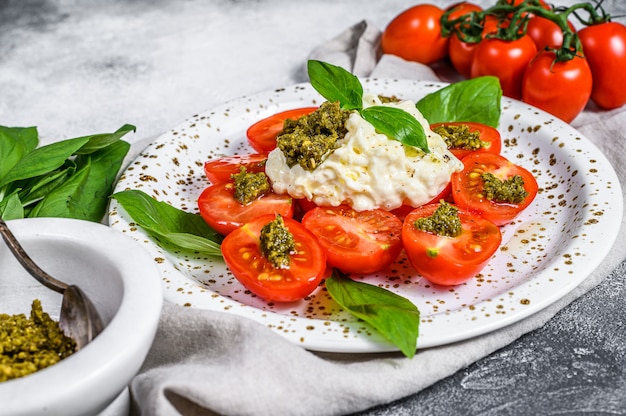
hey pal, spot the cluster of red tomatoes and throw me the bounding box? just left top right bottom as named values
left=197, top=108, right=538, bottom=302
left=381, top=0, right=626, bottom=122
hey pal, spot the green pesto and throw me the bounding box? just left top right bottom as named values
left=378, top=94, right=401, bottom=103
left=481, top=172, right=528, bottom=204
left=415, top=200, right=462, bottom=238
left=232, top=166, right=270, bottom=204
left=1, top=299, right=76, bottom=383
left=276, top=101, right=350, bottom=171
left=432, top=124, right=487, bottom=151
left=260, top=215, right=296, bottom=269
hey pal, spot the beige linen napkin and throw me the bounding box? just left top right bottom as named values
left=130, top=21, right=626, bottom=416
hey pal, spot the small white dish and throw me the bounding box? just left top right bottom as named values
left=0, top=217, right=162, bottom=416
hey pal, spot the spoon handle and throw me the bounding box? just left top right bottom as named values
left=0, top=218, right=68, bottom=294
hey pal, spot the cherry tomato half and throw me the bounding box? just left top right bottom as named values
left=204, top=153, right=268, bottom=184
left=522, top=51, right=592, bottom=123
left=470, top=35, right=537, bottom=99
left=198, top=182, right=294, bottom=235
left=402, top=202, right=502, bottom=286
left=579, top=21, right=626, bottom=110
left=390, top=182, right=452, bottom=221
left=246, top=107, right=318, bottom=153
left=381, top=4, right=449, bottom=64
left=451, top=153, right=538, bottom=226
left=430, top=121, right=502, bottom=160
left=301, top=205, right=403, bottom=275
left=221, top=214, right=327, bottom=302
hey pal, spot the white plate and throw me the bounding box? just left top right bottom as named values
left=108, top=79, right=623, bottom=353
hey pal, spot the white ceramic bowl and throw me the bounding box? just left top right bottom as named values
left=0, top=218, right=163, bottom=416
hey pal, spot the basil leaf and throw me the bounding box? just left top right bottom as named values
left=308, top=60, right=363, bottom=110
left=0, top=136, right=89, bottom=187
left=28, top=162, right=91, bottom=219
left=416, top=76, right=502, bottom=128
left=112, top=189, right=223, bottom=256
left=74, top=124, right=136, bottom=155
left=361, top=106, right=429, bottom=153
left=17, top=161, right=76, bottom=208
left=0, top=192, right=24, bottom=220
left=0, top=127, right=39, bottom=184
left=325, top=270, right=420, bottom=358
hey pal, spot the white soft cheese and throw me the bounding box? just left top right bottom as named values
left=265, top=93, right=463, bottom=212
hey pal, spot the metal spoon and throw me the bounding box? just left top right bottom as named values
left=0, top=217, right=104, bottom=350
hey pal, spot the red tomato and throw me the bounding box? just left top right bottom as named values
left=198, top=182, right=294, bottom=235
left=522, top=51, right=592, bottom=123
left=526, top=16, right=576, bottom=50
left=391, top=182, right=452, bottom=221
left=445, top=1, right=482, bottom=20
left=402, top=203, right=502, bottom=286
left=203, top=153, right=268, bottom=184
left=451, top=153, right=538, bottom=226
left=430, top=121, right=502, bottom=160
left=246, top=107, right=318, bottom=153
left=448, top=16, right=498, bottom=78
left=221, top=214, right=327, bottom=302
left=301, top=205, right=403, bottom=275
left=470, top=35, right=538, bottom=99
left=579, top=21, right=626, bottom=109
left=381, top=4, right=449, bottom=64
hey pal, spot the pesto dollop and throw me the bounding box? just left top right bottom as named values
left=232, top=166, right=270, bottom=204
left=481, top=172, right=528, bottom=204
left=1, top=299, right=76, bottom=383
left=260, top=215, right=296, bottom=269
left=415, top=200, right=462, bottom=238
left=276, top=101, right=350, bottom=171
left=432, top=124, right=487, bottom=151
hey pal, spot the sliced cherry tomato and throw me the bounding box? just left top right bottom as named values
left=203, top=153, right=268, bottom=184
left=451, top=153, right=538, bottom=226
left=391, top=182, right=452, bottom=221
left=430, top=121, right=502, bottom=160
left=579, top=21, right=626, bottom=110
left=301, top=205, right=403, bottom=275
left=470, top=35, right=537, bottom=99
left=198, top=182, right=294, bottom=235
left=381, top=4, right=449, bottom=64
left=221, top=214, right=327, bottom=302
left=246, top=107, right=318, bottom=153
left=402, top=202, right=502, bottom=286
left=522, top=51, right=592, bottom=123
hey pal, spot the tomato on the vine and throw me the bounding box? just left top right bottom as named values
left=301, top=205, right=403, bottom=275
left=381, top=4, right=449, bottom=64
left=430, top=121, right=502, bottom=160
left=246, top=107, right=318, bottom=153
left=402, top=202, right=502, bottom=286
left=526, top=15, right=576, bottom=50
left=204, top=153, right=268, bottom=184
left=221, top=214, right=327, bottom=302
left=448, top=15, right=498, bottom=78
left=579, top=21, right=626, bottom=110
left=522, top=51, right=592, bottom=123
left=198, top=182, right=294, bottom=235
left=451, top=153, right=538, bottom=226
left=470, top=35, right=538, bottom=99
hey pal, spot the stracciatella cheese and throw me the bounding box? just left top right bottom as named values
left=265, top=93, right=463, bottom=212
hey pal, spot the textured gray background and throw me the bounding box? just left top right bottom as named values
left=2, top=1, right=625, bottom=414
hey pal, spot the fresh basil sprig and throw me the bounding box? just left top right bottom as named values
left=112, top=189, right=223, bottom=256
left=0, top=124, right=135, bottom=221
left=325, top=269, right=420, bottom=358
left=307, top=60, right=430, bottom=153
left=416, top=76, right=502, bottom=128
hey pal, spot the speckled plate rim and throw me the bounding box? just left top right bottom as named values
left=108, top=79, right=623, bottom=353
